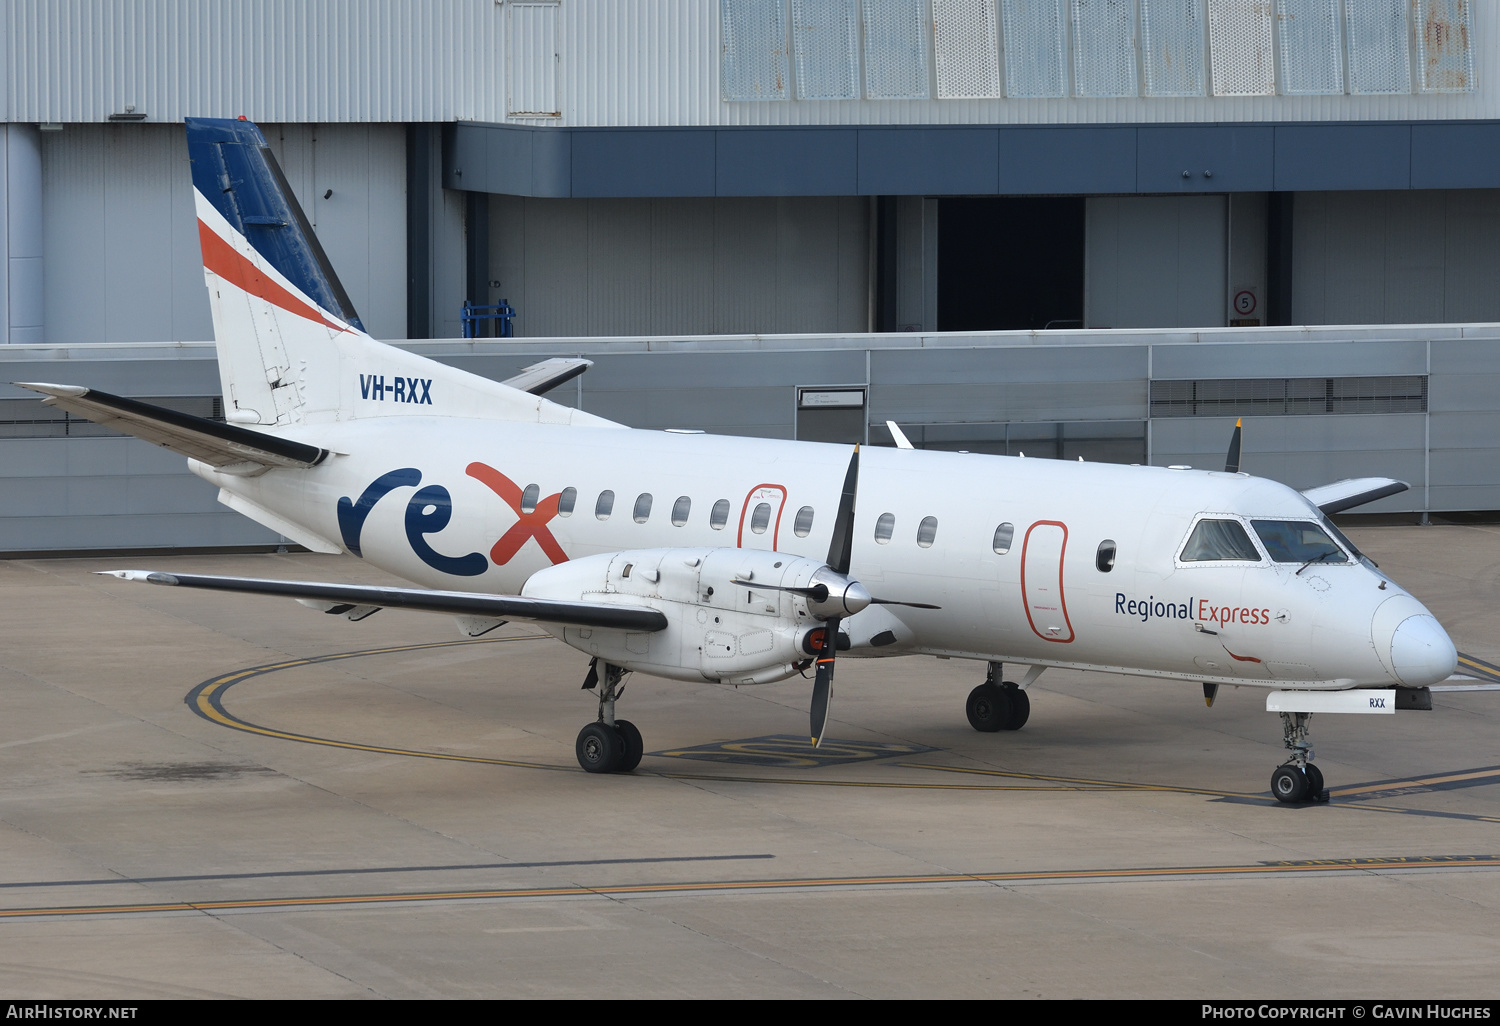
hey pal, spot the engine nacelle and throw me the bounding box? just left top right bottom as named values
left=522, top=547, right=898, bottom=684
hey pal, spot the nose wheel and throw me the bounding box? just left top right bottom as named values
left=576, top=660, right=644, bottom=774
left=1271, top=711, right=1329, bottom=804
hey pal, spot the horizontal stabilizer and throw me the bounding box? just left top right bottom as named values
left=1301, top=477, right=1409, bottom=514
left=100, top=571, right=668, bottom=632
left=15, top=383, right=329, bottom=473
left=500, top=358, right=593, bottom=396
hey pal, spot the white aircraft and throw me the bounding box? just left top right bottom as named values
left=18, top=118, right=1457, bottom=802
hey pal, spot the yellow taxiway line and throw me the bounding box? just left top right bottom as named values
left=4, top=856, right=1497, bottom=920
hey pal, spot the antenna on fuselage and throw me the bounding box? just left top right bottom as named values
left=1225, top=418, right=1243, bottom=474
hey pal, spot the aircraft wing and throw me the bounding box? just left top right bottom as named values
left=100, top=571, right=669, bottom=632
left=1301, top=477, right=1409, bottom=514
left=14, top=383, right=329, bottom=472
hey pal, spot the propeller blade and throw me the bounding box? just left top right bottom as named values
left=810, top=615, right=840, bottom=747
left=1225, top=418, right=1242, bottom=474
left=868, top=597, right=942, bottom=610
left=731, top=580, right=829, bottom=603
left=825, top=447, right=860, bottom=575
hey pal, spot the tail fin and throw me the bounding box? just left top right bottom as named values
left=187, top=117, right=367, bottom=426
left=185, top=117, right=617, bottom=431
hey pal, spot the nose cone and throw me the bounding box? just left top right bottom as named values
left=1389, top=614, right=1458, bottom=686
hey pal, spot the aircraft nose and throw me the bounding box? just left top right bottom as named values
left=1388, top=614, right=1458, bottom=686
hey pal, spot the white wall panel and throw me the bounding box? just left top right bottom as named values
left=1415, top=0, right=1475, bottom=93
left=1141, top=0, right=1206, bottom=98
left=1071, top=0, right=1139, bottom=98
left=1000, top=0, right=1069, bottom=98
left=6, top=0, right=506, bottom=123
left=3, top=0, right=1498, bottom=128
left=1276, top=0, right=1344, bottom=96
left=861, top=0, right=929, bottom=99
left=1345, top=0, right=1411, bottom=95
left=722, top=0, right=791, bottom=101
left=932, top=0, right=1003, bottom=99
left=1207, top=0, right=1276, bottom=96
left=791, top=0, right=861, bottom=100
left=1086, top=195, right=1226, bottom=329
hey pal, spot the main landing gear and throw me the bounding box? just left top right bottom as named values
left=575, top=659, right=643, bottom=774
left=1270, top=711, right=1328, bottom=804
left=966, top=661, right=1032, bottom=732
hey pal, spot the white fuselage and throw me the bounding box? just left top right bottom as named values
left=193, top=416, right=1452, bottom=691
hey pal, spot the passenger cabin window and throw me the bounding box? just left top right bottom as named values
left=916, top=516, right=938, bottom=548
left=633, top=493, right=653, bottom=524
left=992, top=522, right=1014, bottom=555
left=671, top=496, right=691, bottom=526
left=1096, top=540, right=1116, bottom=572
left=710, top=499, right=730, bottom=530
left=793, top=506, right=814, bottom=538
left=1180, top=519, right=1260, bottom=562
left=520, top=484, right=540, bottom=515
left=595, top=490, right=615, bottom=520
left=1252, top=520, right=1348, bottom=565
left=557, top=487, right=577, bottom=517
left=874, top=513, right=895, bottom=544
left=750, top=502, right=772, bottom=534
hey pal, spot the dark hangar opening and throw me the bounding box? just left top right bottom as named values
left=938, top=197, right=1086, bottom=332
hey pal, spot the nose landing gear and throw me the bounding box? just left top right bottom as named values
left=575, top=659, right=644, bottom=774
left=1271, top=711, right=1329, bottom=804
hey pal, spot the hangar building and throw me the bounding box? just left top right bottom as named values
left=1, top=1, right=1498, bottom=549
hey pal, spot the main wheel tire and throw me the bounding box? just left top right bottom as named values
left=966, top=682, right=1012, bottom=732
left=1271, top=764, right=1309, bottom=803
left=576, top=722, right=624, bottom=774
left=1303, top=763, right=1325, bottom=798
left=614, top=719, right=644, bottom=773
left=1002, top=684, right=1030, bottom=730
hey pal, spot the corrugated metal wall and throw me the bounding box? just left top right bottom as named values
left=3, top=0, right=1494, bottom=127
left=1, top=324, right=1495, bottom=551
left=39, top=122, right=407, bottom=343
left=487, top=195, right=870, bottom=337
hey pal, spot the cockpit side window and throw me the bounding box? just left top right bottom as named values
left=1180, top=519, right=1261, bottom=562
left=1251, top=520, right=1349, bottom=564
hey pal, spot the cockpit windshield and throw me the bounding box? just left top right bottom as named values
left=1180, top=519, right=1262, bottom=562
left=1251, top=520, right=1348, bottom=565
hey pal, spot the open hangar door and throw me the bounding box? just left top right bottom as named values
left=937, top=197, right=1086, bottom=332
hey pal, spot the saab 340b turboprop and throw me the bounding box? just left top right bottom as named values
left=17, top=118, right=1458, bottom=802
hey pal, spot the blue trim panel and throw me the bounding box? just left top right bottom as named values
left=184, top=118, right=364, bottom=330
left=447, top=121, right=1500, bottom=198
left=716, top=129, right=858, bottom=195
left=1137, top=126, right=1275, bottom=192
left=996, top=127, right=1137, bottom=194
left=573, top=130, right=716, bottom=197
left=1273, top=124, right=1412, bottom=191
left=857, top=128, right=1000, bottom=195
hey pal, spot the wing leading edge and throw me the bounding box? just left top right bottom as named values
left=1301, top=478, right=1410, bottom=515
left=100, top=571, right=669, bottom=632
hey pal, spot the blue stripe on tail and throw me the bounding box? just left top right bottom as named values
left=185, top=117, right=365, bottom=332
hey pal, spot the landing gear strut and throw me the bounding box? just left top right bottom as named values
left=1270, top=711, right=1328, bottom=804
left=575, top=659, right=643, bottom=774
left=966, top=661, right=1031, bottom=732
